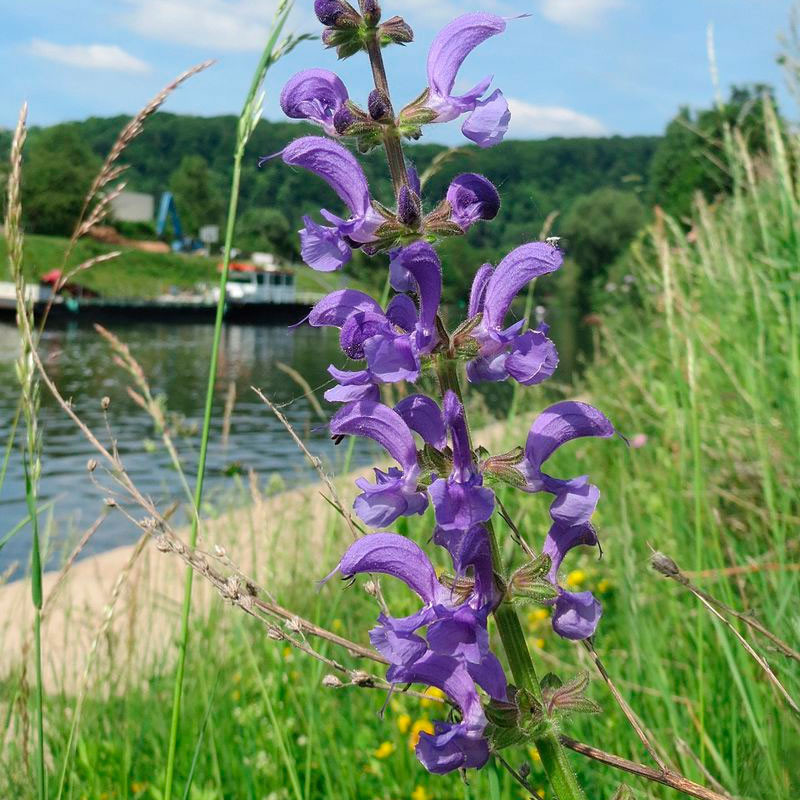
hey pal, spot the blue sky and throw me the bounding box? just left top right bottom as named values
left=0, top=0, right=793, bottom=142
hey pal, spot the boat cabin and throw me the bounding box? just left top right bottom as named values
left=221, top=262, right=296, bottom=305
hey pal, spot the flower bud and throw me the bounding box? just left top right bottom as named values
left=361, top=0, right=381, bottom=25
left=315, top=0, right=360, bottom=27
left=650, top=552, right=681, bottom=578
left=397, top=185, right=422, bottom=228
left=379, top=15, right=413, bottom=45
left=87, top=458, right=98, bottom=473
left=367, top=88, right=390, bottom=121
left=101, top=396, right=111, bottom=410
left=333, top=106, right=355, bottom=135
left=322, top=674, right=343, bottom=688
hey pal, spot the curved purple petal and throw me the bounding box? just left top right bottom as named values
left=461, top=88, right=510, bottom=148
left=370, top=610, right=433, bottom=666
left=482, top=242, right=563, bottom=329
left=426, top=13, right=506, bottom=121
left=447, top=174, right=500, bottom=231
left=308, top=289, right=382, bottom=329
left=443, top=391, right=472, bottom=480
left=389, top=248, right=415, bottom=293
left=299, top=216, right=352, bottom=272
left=416, top=721, right=490, bottom=774
left=542, top=519, right=599, bottom=580
left=363, top=333, right=420, bottom=383
left=280, top=136, right=371, bottom=219
left=468, top=263, right=493, bottom=318
left=552, top=590, right=602, bottom=640
left=335, top=533, right=440, bottom=603
left=385, top=293, right=418, bottom=333
left=391, top=242, right=442, bottom=336
left=330, top=400, right=418, bottom=470
left=324, top=381, right=379, bottom=404
left=429, top=479, right=495, bottom=533
left=467, top=652, right=507, bottom=702
left=394, top=395, right=446, bottom=450
left=340, top=311, right=392, bottom=359
left=354, top=467, right=428, bottom=527
left=280, top=69, right=349, bottom=135
left=504, top=328, right=559, bottom=386
left=434, top=524, right=495, bottom=603
left=523, top=401, right=614, bottom=491
left=549, top=482, right=600, bottom=528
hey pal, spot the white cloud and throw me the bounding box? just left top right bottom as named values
left=539, top=0, right=624, bottom=29
left=30, top=39, right=150, bottom=73
left=121, top=0, right=285, bottom=51
left=507, top=97, right=609, bottom=137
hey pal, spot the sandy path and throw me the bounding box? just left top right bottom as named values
left=0, top=422, right=512, bottom=693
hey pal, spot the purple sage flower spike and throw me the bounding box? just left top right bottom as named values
left=330, top=401, right=428, bottom=526
left=425, top=13, right=511, bottom=148
left=280, top=69, right=349, bottom=136
left=446, top=173, right=500, bottom=232
left=429, top=392, right=495, bottom=533
left=520, top=401, right=614, bottom=495
left=394, top=394, right=447, bottom=450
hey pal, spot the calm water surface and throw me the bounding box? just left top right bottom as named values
left=0, top=321, right=376, bottom=578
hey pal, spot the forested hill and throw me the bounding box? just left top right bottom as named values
left=0, top=112, right=659, bottom=299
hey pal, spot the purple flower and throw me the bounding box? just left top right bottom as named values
left=329, top=533, right=508, bottom=771
left=446, top=173, right=500, bottom=232
left=429, top=392, right=495, bottom=535
left=280, top=69, right=349, bottom=136
left=394, top=394, right=447, bottom=450
left=520, top=401, right=615, bottom=496
left=261, top=137, right=382, bottom=271
left=518, top=401, right=614, bottom=639
left=307, top=243, right=442, bottom=396
left=543, top=484, right=604, bottom=640
left=425, top=13, right=511, bottom=148
left=467, top=242, right=562, bottom=386
left=330, top=402, right=429, bottom=527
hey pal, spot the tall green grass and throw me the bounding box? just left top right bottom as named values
left=2, top=93, right=799, bottom=800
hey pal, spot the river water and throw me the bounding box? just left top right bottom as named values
left=0, top=321, right=377, bottom=579
left=0, top=300, right=583, bottom=580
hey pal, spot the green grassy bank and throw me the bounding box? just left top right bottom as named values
left=0, top=234, right=351, bottom=300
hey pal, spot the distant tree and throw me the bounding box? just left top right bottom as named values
left=21, top=125, right=100, bottom=236
left=236, top=207, right=298, bottom=260
left=168, top=155, right=224, bottom=237
left=649, top=84, right=776, bottom=220
left=560, top=187, right=646, bottom=310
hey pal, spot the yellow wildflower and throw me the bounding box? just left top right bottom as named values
left=332, top=618, right=344, bottom=632
left=527, top=746, right=541, bottom=763
left=130, top=782, right=148, bottom=795
left=598, top=578, right=612, bottom=594
left=409, top=719, right=435, bottom=748
left=534, top=638, right=546, bottom=650
left=374, top=741, right=395, bottom=759
left=231, top=689, right=241, bottom=702
left=282, top=646, right=293, bottom=661
left=420, top=686, right=446, bottom=707
left=566, top=569, right=586, bottom=588
left=233, top=671, right=242, bottom=684
left=536, top=789, right=546, bottom=798
left=532, top=608, right=549, bottom=622
left=397, top=713, right=412, bottom=734
left=412, top=786, right=432, bottom=800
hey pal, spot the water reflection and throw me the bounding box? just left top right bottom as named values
left=0, top=321, right=376, bottom=578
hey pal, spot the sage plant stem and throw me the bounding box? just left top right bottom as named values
left=435, top=355, right=586, bottom=800
left=363, top=28, right=409, bottom=193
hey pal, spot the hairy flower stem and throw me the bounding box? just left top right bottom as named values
left=434, top=354, right=586, bottom=799
left=362, top=24, right=409, bottom=194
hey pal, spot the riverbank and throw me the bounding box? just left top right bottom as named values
left=0, top=233, right=360, bottom=300
left=0, top=420, right=515, bottom=692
